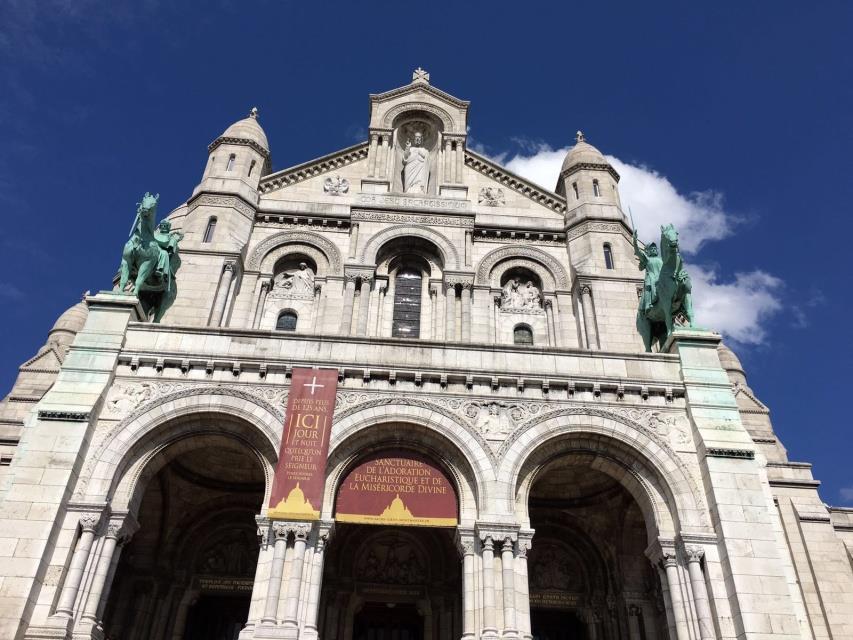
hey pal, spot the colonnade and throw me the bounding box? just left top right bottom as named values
left=45, top=511, right=717, bottom=640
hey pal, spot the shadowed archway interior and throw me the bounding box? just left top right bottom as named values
left=528, top=458, right=667, bottom=640
left=103, top=437, right=265, bottom=640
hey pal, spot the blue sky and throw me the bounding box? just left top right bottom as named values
left=1, top=1, right=851, bottom=503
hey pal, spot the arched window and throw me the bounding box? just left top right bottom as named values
left=276, top=310, right=297, bottom=331
left=593, top=179, right=601, bottom=197
left=572, top=182, right=579, bottom=199
left=392, top=268, right=423, bottom=338
left=514, top=324, right=533, bottom=345
left=226, top=154, right=236, bottom=172
left=603, top=243, right=614, bottom=269
left=248, top=160, right=256, bottom=177
left=202, top=217, right=217, bottom=243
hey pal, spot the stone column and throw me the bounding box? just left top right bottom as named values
left=662, top=554, right=691, bottom=640
left=302, top=524, right=333, bottom=640
left=55, top=514, right=100, bottom=618
left=311, top=284, right=323, bottom=333
left=379, top=135, right=390, bottom=178
left=481, top=536, right=498, bottom=638
left=80, top=522, right=123, bottom=624
left=515, top=536, right=533, bottom=640
left=627, top=605, right=643, bottom=640
left=491, top=294, right=500, bottom=343
left=430, top=285, right=439, bottom=339
left=340, top=275, right=357, bottom=335
left=500, top=538, right=518, bottom=638
left=465, top=230, right=473, bottom=266
left=261, top=522, right=288, bottom=625
left=460, top=284, right=472, bottom=342
left=456, top=531, right=476, bottom=640
left=252, top=278, right=271, bottom=329
left=369, top=281, right=386, bottom=337
left=455, top=141, right=464, bottom=183
left=356, top=276, right=372, bottom=336
left=282, top=523, right=311, bottom=632
left=368, top=133, right=378, bottom=176
left=579, top=284, right=599, bottom=349
left=348, top=222, right=359, bottom=259
left=445, top=283, right=456, bottom=342
left=544, top=299, right=557, bottom=346
left=685, top=546, right=715, bottom=640
left=444, top=138, right=453, bottom=182
left=210, top=260, right=237, bottom=327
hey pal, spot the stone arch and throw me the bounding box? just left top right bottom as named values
left=76, top=388, right=282, bottom=513
left=247, top=230, right=343, bottom=274
left=382, top=102, right=456, bottom=133
left=325, top=401, right=494, bottom=525
left=475, top=245, right=570, bottom=290
left=360, top=225, right=460, bottom=270
left=500, top=410, right=708, bottom=541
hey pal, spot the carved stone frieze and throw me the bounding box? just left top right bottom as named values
left=565, top=221, right=625, bottom=242
left=190, top=193, right=256, bottom=219
left=356, top=193, right=471, bottom=213
left=104, top=381, right=288, bottom=420
left=351, top=210, right=473, bottom=228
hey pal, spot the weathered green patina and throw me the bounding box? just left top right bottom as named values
left=634, top=224, right=695, bottom=351
left=118, top=193, right=184, bottom=322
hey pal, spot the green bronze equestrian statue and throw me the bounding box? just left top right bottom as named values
left=634, top=224, right=694, bottom=352
left=118, top=192, right=184, bottom=322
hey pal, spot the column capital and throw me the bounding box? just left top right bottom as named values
left=222, top=259, right=238, bottom=273
left=454, top=527, right=477, bottom=557
left=661, top=552, right=679, bottom=569
left=256, top=515, right=271, bottom=545
left=578, top=282, right=593, bottom=296
left=684, top=545, right=705, bottom=563
left=79, top=513, right=101, bottom=533
left=271, top=521, right=290, bottom=540
left=286, top=522, right=313, bottom=540
left=476, top=522, right=519, bottom=545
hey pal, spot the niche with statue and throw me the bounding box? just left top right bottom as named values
left=391, top=111, right=443, bottom=195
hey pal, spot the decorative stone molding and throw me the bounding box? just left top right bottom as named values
left=189, top=193, right=256, bottom=219
left=684, top=546, right=705, bottom=563
left=565, top=220, right=627, bottom=242
left=38, top=410, right=90, bottom=421
left=351, top=209, right=473, bottom=228
left=560, top=161, right=620, bottom=181
left=285, top=522, right=312, bottom=539
left=661, top=552, right=678, bottom=569
left=271, top=522, right=289, bottom=540
left=259, top=142, right=368, bottom=193
left=247, top=230, right=343, bottom=273
left=79, top=514, right=101, bottom=532
left=705, top=447, right=755, bottom=459
left=465, top=150, right=566, bottom=214
left=360, top=224, right=461, bottom=269
left=208, top=135, right=270, bottom=159
left=475, top=245, right=569, bottom=289
left=475, top=228, right=566, bottom=245
left=381, top=101, right=456, bottom=132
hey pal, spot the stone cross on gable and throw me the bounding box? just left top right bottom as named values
left=412, top=67, right=430, bottom=83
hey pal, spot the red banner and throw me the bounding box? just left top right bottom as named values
left=335, top=450, right=458, bottom=527
left=268, top=367, right=338, bottom=520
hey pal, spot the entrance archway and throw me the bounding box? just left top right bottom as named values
left=102, top=435, right=265, bottom=640
left=321, top=448, right=463, bottom=640
left=527, top=457, right=667, bottom=640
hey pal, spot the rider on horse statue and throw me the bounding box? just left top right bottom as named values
left=634, top=224, right=695, bottom=352
left=118, top=193, right=184, bottom=323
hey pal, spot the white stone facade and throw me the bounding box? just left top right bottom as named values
left=0, top=71, right=851, bottom=640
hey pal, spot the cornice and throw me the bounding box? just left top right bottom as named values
left=259, top=142, right=369, bottom=194
left=465, top=150, right=566, bottom=214
left=370, top=82, right=470, bottom=111
left=208, top=136, right=270, bottom=159
left=560, top=161, right=620, bottom=182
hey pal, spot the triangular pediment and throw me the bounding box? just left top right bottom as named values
left=734, top=383, right=769, bottom=413
left=259, top=142, right=368, bottom=195
left=20, top=348, right=63, bottom=372
left=370, top=81, right=470, bottom=112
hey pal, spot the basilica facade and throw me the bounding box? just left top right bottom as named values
left=0, top=70, right=851, bottom=640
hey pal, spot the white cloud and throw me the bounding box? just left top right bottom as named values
left=840, top=487, right=853, bottom=504
left=690, top=267, right=783, bottom=345
left=501, top=143, right=784, bottom=345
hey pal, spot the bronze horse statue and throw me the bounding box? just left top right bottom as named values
left=119, top=193, right=183, bottom=322
left=634, top=224, right=694, bottom=352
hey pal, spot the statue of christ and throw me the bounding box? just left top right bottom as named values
left=402, top=131, right=430, bottom=194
